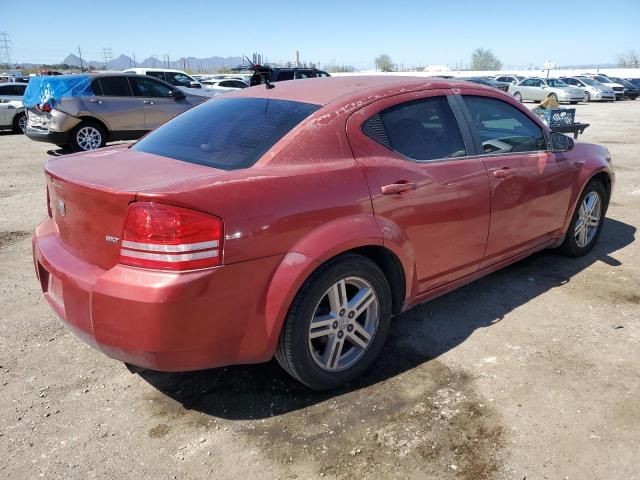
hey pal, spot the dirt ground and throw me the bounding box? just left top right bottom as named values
left=0, top=100, right=638, bottom=480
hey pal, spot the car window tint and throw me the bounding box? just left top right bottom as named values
left=129, top=76, right=173, bottom=97
left=521, top=79, right=533, bottom=86
left=165, top=72, right=193, bottom=87
left=145, top=71, right=166, bottom=81
left=363, top=96, right=467, bottom=161
left=98, top=76, right=133, bottom=97
left=276, top=70, right=295, bottom=81
left=132, top=98, right=320, bottom=170
left=463, top=96, right=547, bottom=154
left=90, top=79, right=104, bottom=96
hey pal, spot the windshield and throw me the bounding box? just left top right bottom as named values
left=579, top=77, right=599, bottom=86
left=593, top=76, right=610, bottom=83
left=132, top=97, right=320, bottom=170
left=546, top=79, right=569, bottom=87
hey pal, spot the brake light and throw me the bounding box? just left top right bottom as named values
left=119, top=203, right=223, bottom=271
left=36, top=101, right=53, bottom=113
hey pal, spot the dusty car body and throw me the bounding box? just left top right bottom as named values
left=33, top=76, right=614, bottom=389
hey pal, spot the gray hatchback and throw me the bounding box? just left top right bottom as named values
left=24, top=73, right=206, bottom=151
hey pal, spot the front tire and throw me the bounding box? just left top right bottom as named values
left=70, top=121, right=106, bottom=152
left=513, top=92, right=522, bottom=102
left=559, top=180, right=607, bottom=256
left=549, top=93, right=558, bottom=102
left=275, top=254, right=392, bottom=390
left=12, top=112, right=27, bottom=134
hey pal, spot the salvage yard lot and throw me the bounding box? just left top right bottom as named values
left=1, top=100, right=639, bottom=480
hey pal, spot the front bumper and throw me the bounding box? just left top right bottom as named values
left=33, top=218, right=286, bottom=371
left=25, top=126, right=70, bottom=145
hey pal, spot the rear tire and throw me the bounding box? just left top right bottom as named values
left=70, top=121, right=106, bottom=152
left=275, top=254, right=392, bottom=390
left=12, top=112, right=27, bottom=134
left=559, top=180, right=607, bottom=257
left=570, top=101, right=578, bottom=105
left=585, top=92, right=591, bottom=102
left=549, top=93, right=558, bottom=102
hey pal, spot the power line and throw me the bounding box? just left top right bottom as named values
left=103, top=47, right=113, bottom=67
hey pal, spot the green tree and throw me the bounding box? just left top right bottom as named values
left=470, top=48, right=503, bottom=71
left=375, top=54, right=394, bottom=72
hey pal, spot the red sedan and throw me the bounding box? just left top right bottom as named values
left=33, top=76, right=614, bottom=390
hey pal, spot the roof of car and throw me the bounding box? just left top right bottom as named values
left=226, top=75, right=497, bottom=106
left=123, top=68, right=190, bottom=74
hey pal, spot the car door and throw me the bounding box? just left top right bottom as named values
left=0, top=103, right=8, bottom=126
left=88, top=76, right=145, bottom=132
left=456, top=92, right=579, bottom=267
left=346, top=90, right=491, bottom=293
left=517, top=79, right=534, bottom=100
left=128, top=76, right=190, bottom=130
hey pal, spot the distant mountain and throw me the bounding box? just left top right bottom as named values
left=59, top=53, right=243, bottom=72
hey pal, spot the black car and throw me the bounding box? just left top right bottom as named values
left=608, top=77, right=639, bottom=100
left=232, top=65, right=330, bottom=87
left=625, top=78, right=640, bottom=88
left=464, top=76, right=510, bottom=93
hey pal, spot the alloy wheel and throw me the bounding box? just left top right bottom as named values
left=76, top=126, right=103, bottom=151
left=308, top=276, right=379, bottom=372
left=18, top=114, right=27, bottom=132
left=575, top=191, right=602, bottom=248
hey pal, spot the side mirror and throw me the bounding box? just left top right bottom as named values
left=550, top=132, right=574, bottom=152
left=170, top=89, right=186, bottom=100
left=189, top=81, right=202, bottom=89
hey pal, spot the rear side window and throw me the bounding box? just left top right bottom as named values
left=145, top=71, right=166, bottom=81
left=275, top=70, right=295, bottom=81
left=132, top=98, right=320, bottom=170
left=362, top=96, right=467, bottom=161
left=98, top=76, right=133, bottom=97
left=462, top=96, right=546, bottom=154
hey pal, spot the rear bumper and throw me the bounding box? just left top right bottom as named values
left=33, top=218, right=289, bottom=371
left=25, top=126, right=70, bottom=146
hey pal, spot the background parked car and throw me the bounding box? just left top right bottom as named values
left=232, top=65, right=330, bottom=86
left=24, top=73, right=205, bottom=152
left=509, top=77, right=585, bottom=104
left=201, top=78, right=249, bottom=89
left=560, top=76, right=614, bottom=102
left=580, top=75, right=625, bottom=100
left=494, top=75, right=525, bottom=85
left=625, top=78, right=640, bottom=88
left=0, top=82, right=27, bottom=102
left=123, top=68, right=229, bottom=97
left=606, top=77, right=639, bottom=100
left=464, top=76, right=510, bottom=92
left=0, top=100, right=26, bottom=133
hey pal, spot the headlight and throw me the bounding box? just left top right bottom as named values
left=604, top=148, right=612, bottom=164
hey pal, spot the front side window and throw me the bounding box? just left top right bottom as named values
left=165, top=72, right=194, bottom=87
left=547, top=79, right=568, bottom=88
left=462, top=96, right=546, bottom=154
left=98, top=76, right=133, bottom=97
left=521, top=79, right=534, bottom=87
left=132, top=98, right=320, bottom=170
left=129, top=76, right=173, bottom=97
left=362, top=96, right=467, bottom=161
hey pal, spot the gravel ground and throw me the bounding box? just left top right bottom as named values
left=0, top=100, right=638, bottom=480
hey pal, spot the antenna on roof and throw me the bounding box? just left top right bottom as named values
left=244, top=55, right=274, bottom=89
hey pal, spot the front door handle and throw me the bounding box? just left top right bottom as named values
left=143, top=100, right=155, bottom=105
left=492, top=167, right=513, bottom=179
left=89, top=98, right=103, bottom=104
left=381, top=182, right=417, bottom=195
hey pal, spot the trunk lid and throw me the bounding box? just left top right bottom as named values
left=45, top=146, right=226, bottom=269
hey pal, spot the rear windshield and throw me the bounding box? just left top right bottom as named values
left=132, top=97, right=319, bottom=170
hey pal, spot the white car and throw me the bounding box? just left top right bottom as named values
left=122, top=68, right=229, bottom=97
left=494, top=75, right=525, bottom=85
left=579, top=75, right=625, bottom=100
left=560, top=77, right=615, bottom=102
left=201, top=78, right=249, bottom=89
left=0, top=82, right=28, bottom=102
left=508, top=77, right=586, bottom=104
left=0, top=100, right=26, bottom=133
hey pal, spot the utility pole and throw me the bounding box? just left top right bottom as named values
left=78, top=46, right=84, bottom=71
left=103, top=47, right=113, bottom=69
left=132, top=52, right=136, bottom=67
left=163, top=54, right=170, bottom=68
left=0, top=32, right=11, bottom=66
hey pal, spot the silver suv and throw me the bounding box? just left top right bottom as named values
left=25, top=73, right=206, bottom=151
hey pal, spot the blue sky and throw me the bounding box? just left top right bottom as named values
left=1, top=0, right=639, bottom=68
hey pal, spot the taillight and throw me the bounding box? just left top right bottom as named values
left=119, top=202, right=223, bottom=271
left=36, top=101, right=53, bottom=112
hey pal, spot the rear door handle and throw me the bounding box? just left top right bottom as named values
left=381, top=182, right=417, bottom=195
left=492, top=167, right=513, bottom=179
left=143, top=100, right=155, bottom=105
